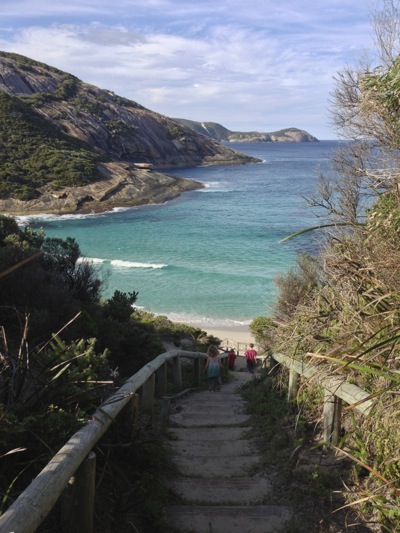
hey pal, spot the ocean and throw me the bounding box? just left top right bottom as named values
left=21, top=140, right=339, bottom=328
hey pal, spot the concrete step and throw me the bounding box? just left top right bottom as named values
left=169, top=438, right=256, bottom=457
left=168, top=412, right=251, bottom=428
left=172, top=454, right=261, bottom=477
left=170, top=426, right=251, bottom=442
left=163, top=369, right=292, bottom=533
left=168, top=476, right=272, bottom=505
left=177, top=398, right=246, bottom=410
left=163, top=505, right=293, bottom=533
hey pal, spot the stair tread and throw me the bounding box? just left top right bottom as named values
left=163, top=505, right=293, bottom=533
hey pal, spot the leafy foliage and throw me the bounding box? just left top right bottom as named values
left=0, top=216, right=209, bottom=524
left=252, top=3, right=400, bottom=527
left=0, top=92, right=101, bottom=199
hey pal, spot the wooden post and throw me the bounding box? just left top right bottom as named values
left=269, top=353, right=280, bottom=376
left=322, top=388, right=342, bottom=444
left=193, top=358, right=200, bottom=386
left=124, top=393, right=139, bottom=439
left=157, top=362, right=168, bottom=396
left=142, top=374, right=155, bottom=412
left=171, top=356, right=182, bottom=389
left=288, top=369, right=300, bottom=401
left=61, top=451, right=96, bottom=533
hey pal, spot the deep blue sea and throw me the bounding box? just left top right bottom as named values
left=20, top=141, right=339, bottom=328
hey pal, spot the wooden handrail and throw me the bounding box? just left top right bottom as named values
left=1, top=347, right=371, bottom=532
left=270, top=352, right=374, bottom=444
left=0, top=349, right=211, bottom=533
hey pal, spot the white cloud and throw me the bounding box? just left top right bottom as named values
left=0, top=0, right=380, bottom=138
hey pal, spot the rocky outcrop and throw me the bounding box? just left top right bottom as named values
left=173, top=119, right=319, bottom=143
left=0, top=162, right=204, bottom=216
left=0, top=52, right=260, bottom=215
left=0, top=52, right=259, bottom=169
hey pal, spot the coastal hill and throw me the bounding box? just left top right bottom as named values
left=173, top=119, right=318, bottom=143
left=0, top=52, right=259, bottom=216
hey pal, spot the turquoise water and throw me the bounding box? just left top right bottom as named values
left=22, top=141, right=339, bottom=327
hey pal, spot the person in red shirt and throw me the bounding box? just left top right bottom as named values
left=244, top=343, right=257, bottom=374
left=227, top=348, right=237, bottom=370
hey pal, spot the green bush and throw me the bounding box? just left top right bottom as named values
left=0, top=92, right=101, bottom=199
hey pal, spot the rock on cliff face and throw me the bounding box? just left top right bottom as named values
left=0, top=52, right=260, bottom=215
left=0, top=162, right=204, bottom=216
left=0, top=53, right=258, bottom=169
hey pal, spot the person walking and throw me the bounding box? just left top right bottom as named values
left=227, top=348, right=237, bottom=370
left=244, top=343, right=257, bottom=374
left=205, top=344, right=223, bottom=391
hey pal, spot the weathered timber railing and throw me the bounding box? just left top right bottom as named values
left=271, top=352, right=374, bottom=445
left=219, top=339, right=258, bottom=356
left=0, top=349, right=221, bottom=533
left=220, top=338, right=255, bottom=355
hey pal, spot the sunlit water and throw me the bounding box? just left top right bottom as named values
left=20, top=141, right=339, bottom=327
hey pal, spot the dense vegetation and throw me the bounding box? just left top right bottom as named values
left=0, top=216, right=211, bottom=529
left=0, top=92, right=102, bottom=200
left=250, top=2, right=400, bottom=529
left=3, top=4, right=400, bottom=530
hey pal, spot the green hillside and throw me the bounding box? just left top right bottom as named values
left=0, top=92, right=101, bottom=200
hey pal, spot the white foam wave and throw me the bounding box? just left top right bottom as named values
left=15, top=216, right=31, bottom=227
left=111, top=260, right=167, bottom=269
left=199, top=181, right=231, bottom=193
left=14, top=207, right=135, bottom=225
left=162, top=312, right=251, bottom=328
left=15, top=213, right=107, bottom=226
left=77, top=257, right=167, bottom=269
left=77, top=257, right=106, bottom=264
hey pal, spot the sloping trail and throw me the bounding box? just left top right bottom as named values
left=163, top=357, right=293, bottom=533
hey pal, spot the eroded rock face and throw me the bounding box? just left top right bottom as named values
left=0, top=53, right=258, bottom=169
left=0, top=52, right=260, bottom=215
left=0, top=163, right=204, bottom=216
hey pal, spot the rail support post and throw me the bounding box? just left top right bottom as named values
left=157, top=362, right=168, bottom=396
left=322, top=389, right=342, bottom=445
left=124, top=393, right=139, bottom=439
left=288, top=368, right=300, bottom=401
left=269, top=353, right=280, bottom=376
left=171, top=356, right=182, bottom=389
left=61, top=451, right=96, bottom=533
left=193, top=358, right=200, bottom=386
left=142, top=373, right=155, bottom=413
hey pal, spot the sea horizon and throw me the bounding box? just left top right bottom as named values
left=21, top=140, right=339, bottom=329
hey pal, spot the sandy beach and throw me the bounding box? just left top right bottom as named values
left=189, top=323, right=256, bottom=353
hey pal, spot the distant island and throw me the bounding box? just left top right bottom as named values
left=172, top=119, right=318, bottom=143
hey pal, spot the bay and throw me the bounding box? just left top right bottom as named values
left=23, top=140, right=339, bottom=328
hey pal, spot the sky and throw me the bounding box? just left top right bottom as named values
left=0, top=1, right=381, bottom=139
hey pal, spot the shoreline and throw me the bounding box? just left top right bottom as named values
left=191, top=322, right=255, bottom=346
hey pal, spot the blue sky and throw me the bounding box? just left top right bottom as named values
left=0, top=1, right=379, bottom=139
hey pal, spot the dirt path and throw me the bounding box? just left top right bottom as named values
left=163, top=356, right=293, bottom=533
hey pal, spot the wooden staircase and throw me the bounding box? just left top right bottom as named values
left=163, top=360, right=293, bottom=533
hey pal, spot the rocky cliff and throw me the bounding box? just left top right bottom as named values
left=0, top=52, right=259, bottom=215
left=173, top=119, right=319, bottom=143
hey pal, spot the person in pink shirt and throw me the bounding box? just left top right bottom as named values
left=244, top=343, right=257, bottom=374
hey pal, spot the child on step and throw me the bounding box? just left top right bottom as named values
left=205, top=344, right=223, bottom=391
